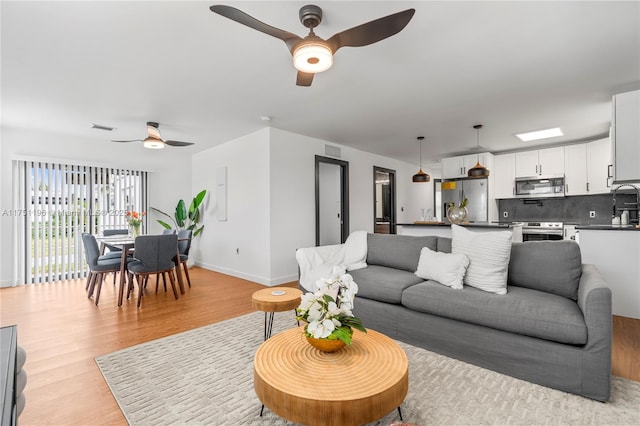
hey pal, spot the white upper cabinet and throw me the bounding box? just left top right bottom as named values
left=515, top=146, right=565, bottom=177
left=564, top=144, right=588, bottom=195
left=586, top=137, right=612, bottom=194
left=612, top=90, right=640, bottom=183
left=441, top=153, right=491, bottom=179
left=493, top=153, right=516, bottom=198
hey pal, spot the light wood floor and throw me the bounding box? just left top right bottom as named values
left=1, top=267, right=638, bottom=425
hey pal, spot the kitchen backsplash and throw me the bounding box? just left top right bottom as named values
left=498, top=193, right=637, bottom=224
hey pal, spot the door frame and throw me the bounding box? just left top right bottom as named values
left=315, top=156, right=349, bottom=246
left=373, top=166, right=396, bottom=234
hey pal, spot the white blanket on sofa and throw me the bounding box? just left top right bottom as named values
left=296, top=230, right=368, bottom=292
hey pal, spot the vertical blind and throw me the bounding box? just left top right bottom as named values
left=14, top=160, right=147, bottom=284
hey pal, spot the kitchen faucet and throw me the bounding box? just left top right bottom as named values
left=612, top=184, right=640, bottom=224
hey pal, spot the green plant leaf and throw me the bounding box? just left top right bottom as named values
left=188, top=190, right=207, bottom=220
left=332, top=326, right=354, bottom=345
left=150, top=207, right=177, bottom=228
left=175, top=199, right=186, bottom=227
left=193, top=225, right=204, bottom=237
left=157, top=220, right=172, bottom=229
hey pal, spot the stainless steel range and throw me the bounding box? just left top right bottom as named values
left=519, top=221, right=564, bottom=241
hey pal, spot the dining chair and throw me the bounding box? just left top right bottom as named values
left=81, top=233, right=129, bottom=305
left=127, top=234, right=179, bottom=307
left=176, top=229, right=193, bottom=288
left=154, top=229, right=177, bottom=291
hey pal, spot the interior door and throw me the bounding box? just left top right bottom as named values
left=318, top=162, right=341, bottom=245
left=315, top=156, right=349, bottom=246
left=373, top=166, right=396, bottom=234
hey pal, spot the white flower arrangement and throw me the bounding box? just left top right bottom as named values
left=296, top=266, right=366, bottom=345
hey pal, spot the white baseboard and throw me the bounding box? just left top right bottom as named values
left=194, top=261, right=297, bottom=287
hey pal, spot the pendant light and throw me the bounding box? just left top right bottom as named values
left=412, top=136, right=430, bottom=183
left=467, top=124, right=490, bottom=178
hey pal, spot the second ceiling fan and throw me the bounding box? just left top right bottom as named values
left=111, top=122, right=195, bottom=149
left=210, top=4, right=415, bottom=86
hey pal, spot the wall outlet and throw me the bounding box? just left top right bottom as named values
left=589, top=211, right=596, bottom=218
left=503, top=211, right=509, bottom=218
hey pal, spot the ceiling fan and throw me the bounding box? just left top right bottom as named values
left=209, top=4, right=415, bottom=86
left=111, top=122, right=195, bottom=149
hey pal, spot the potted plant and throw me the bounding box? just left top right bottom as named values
left=296, top=266, right=366, bottom=352
left=151, top=189, right=207, bottom=237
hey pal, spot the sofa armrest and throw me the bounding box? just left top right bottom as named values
left=577, top=264, right=612, bottom=330
left=576, top=263, right=612, bottom=400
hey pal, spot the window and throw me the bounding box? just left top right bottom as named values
left=13, top=160, right=147, bottom=284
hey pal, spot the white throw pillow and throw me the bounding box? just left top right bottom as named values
left=415, top=247, right=469, bottom=289
left=451, top=224, right=513, bottom=295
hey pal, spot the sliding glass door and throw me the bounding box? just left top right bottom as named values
left=14, top=160, right=147, bottom=284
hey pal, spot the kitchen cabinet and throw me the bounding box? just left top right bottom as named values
left=515, top=146, right=564, bottom=177
left=564, top=139, right=612, bottom=196
left=579, top=229, right=640, bottom=319
left=493, top=153, right=516, bottom=198
left=612, top=90, right=640, bottom=183
left=586, top=137, right=612, bottom=194
left=564, top=144, right=588, bottom=195
left=441, top=154, right=491, bottom=179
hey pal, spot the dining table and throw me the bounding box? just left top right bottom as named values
left=96, top=235, right=186, bottom=306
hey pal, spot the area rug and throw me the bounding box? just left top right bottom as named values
left=96, top=311, right=640, bottom=425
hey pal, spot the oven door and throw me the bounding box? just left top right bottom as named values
left=522, top=229, right=563, bottom=242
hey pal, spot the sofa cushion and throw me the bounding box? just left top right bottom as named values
left=508, top=241, right=582, bottom=300
left=350, top=265, right=424, bottom=304
left=401, top=282, right=587, bottom=345
left=451, top=224, right=512, bottom=295
left=437, top=237, right=452, bottom=253
left=415, top=247, right=469, bottom=289
left=366, top=233, right=438, bottom=272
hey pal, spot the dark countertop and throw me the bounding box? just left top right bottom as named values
left=576, top=224, right=640, bottom=231
left=397, top=222, right=513, bottom=229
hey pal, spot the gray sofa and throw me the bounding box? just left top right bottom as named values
left=319, top=233, right=612, bottom=401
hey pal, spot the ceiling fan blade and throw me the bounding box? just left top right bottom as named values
left=296, top=71, right=314, bottom=87
left=326, top=8, right=415, bottom=53
left=111, top=139, right=142, bottom=143
left=164, top=140, right=195, bottom=147
left=210, top=5, right=302, bottom=51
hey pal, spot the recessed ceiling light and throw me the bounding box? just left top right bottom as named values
left=515, top=127, right=563, bottom=142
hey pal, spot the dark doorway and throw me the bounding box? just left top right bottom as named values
left=373, top=166, right=396, bottom=234
left=315, top=156, right=349, bottom=246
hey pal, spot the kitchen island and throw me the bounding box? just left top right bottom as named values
left=576, top=224, right=640, bottom=319
left=397, top=222, right=523, bottom=243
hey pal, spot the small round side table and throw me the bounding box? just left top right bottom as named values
left=252, top=287, right=302, bottom=340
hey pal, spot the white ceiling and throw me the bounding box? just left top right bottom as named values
left=2, top=1, right=639, bottom=168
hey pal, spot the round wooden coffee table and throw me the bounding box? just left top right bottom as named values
left=252, top=287, right=302, bottom=340
left=254, top=326, right=409, bottom=426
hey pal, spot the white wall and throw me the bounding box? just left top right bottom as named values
left=0, top=126, right=190, bottom=286
left=191, top=128, right=271, bottom=284
left=267, top=128, right=437, bottom=285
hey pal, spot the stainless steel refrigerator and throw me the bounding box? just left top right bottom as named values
left=441, top=178, right=488, bottom=223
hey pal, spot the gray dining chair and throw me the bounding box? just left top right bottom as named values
left=102, top=228, right=129, bottom=254
left=82, top=233, right=129, bottom=305
left=127, top=234, right=179, bottom=307
left=176, top=229, right=193, bottom=288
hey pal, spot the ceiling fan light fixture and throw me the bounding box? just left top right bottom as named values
left=143, top=137, right=165, bottom=150
left=293, top=42, right=333, bottom=73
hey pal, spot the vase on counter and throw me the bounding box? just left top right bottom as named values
left=129, top=223, right=141, bottom=237
left=447, top=206, right=468, bottom=224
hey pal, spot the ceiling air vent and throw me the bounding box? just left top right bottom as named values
left=91, top=123, right=115, bottom=131
left=325, top=145, right=341, bottom=158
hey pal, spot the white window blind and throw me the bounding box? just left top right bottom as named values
left=14, top=160, right=147, bottom=284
